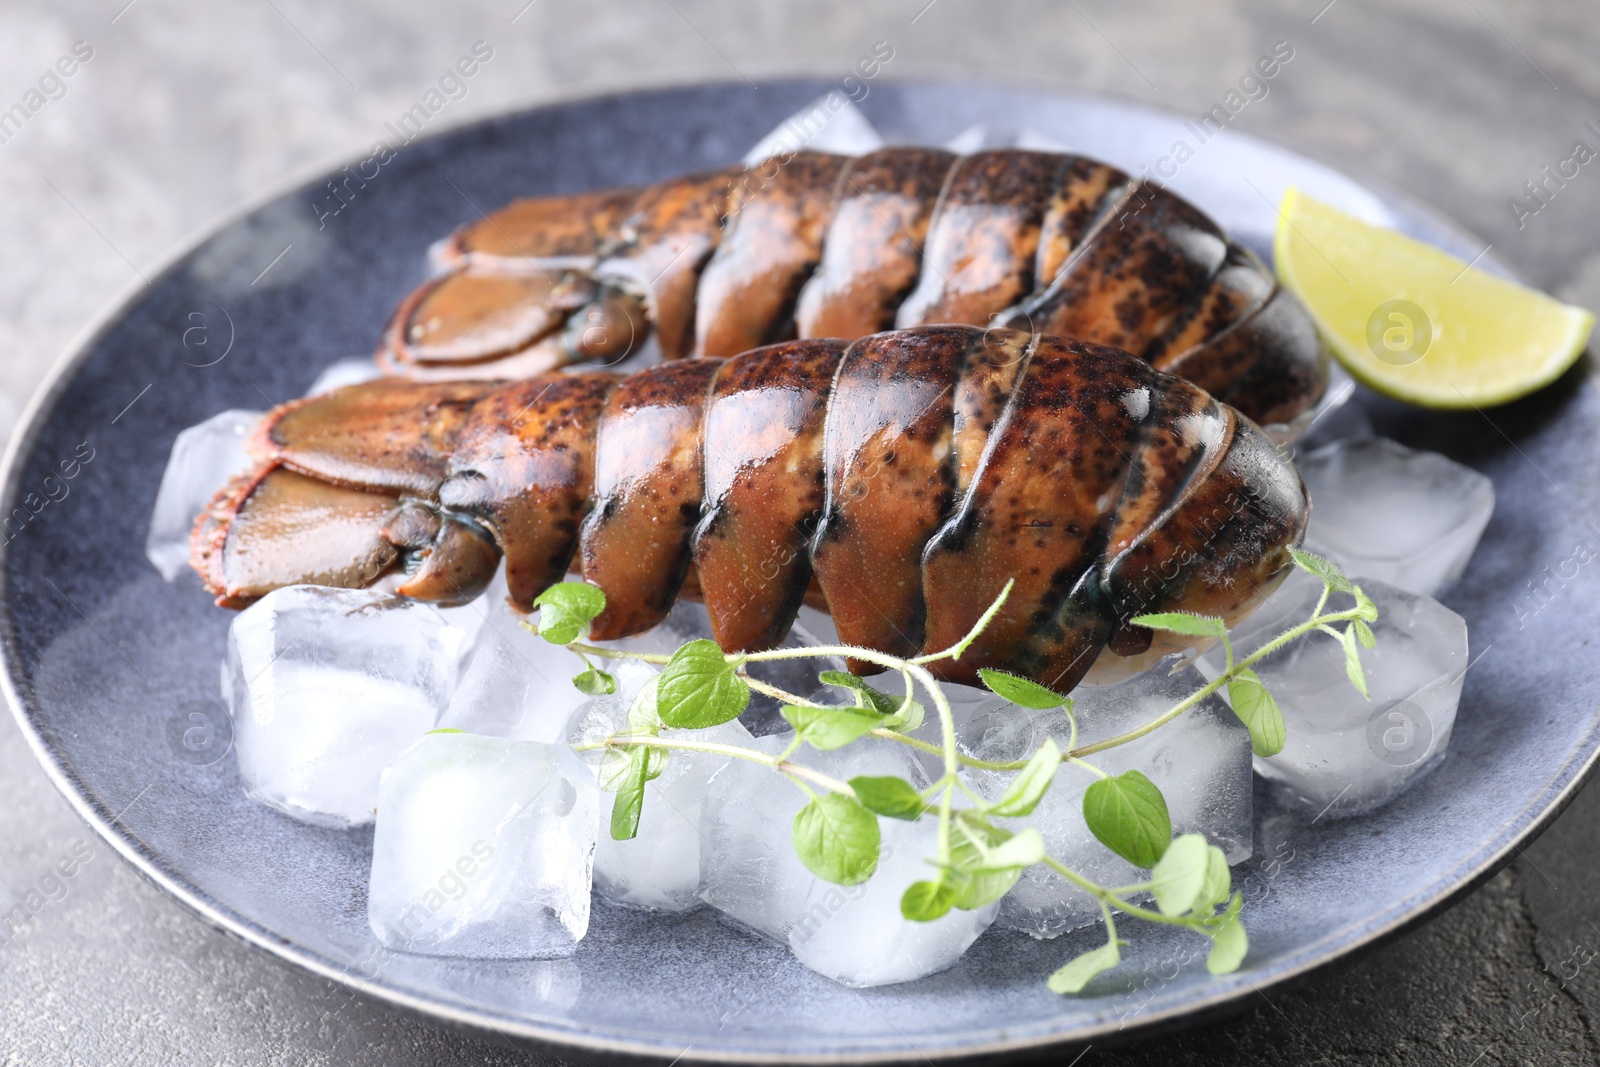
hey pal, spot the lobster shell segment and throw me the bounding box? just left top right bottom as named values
left=377, top=148, right=1327, bottom=433
left=194, top=325, right=1307, bottom=692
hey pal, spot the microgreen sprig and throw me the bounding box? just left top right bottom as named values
left=536, top=547, right=1376, bottom=995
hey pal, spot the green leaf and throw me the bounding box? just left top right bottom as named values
left=1130, top=612, right=1227, bottom=638
left=532, top=582, right=606, bottom=645
left=818, top=669, right=873, bottom=696
left=1083, top=770, right=1172, bottom=868
left=946, top=816, right=1022, bottom=908
left=901, top=879, right=956, bottom=921
left=977, top=668, right=1069, bottom=710
left=596, top=679, right=667, bottom=790
left=985, top=738, right=1061, bottom=818
left=426, top=728, right=464, bottom=735
left=1047, top=938, right=1122, bottom=994
left=572, top=666, right=616, bottom=696
left=1195, top=844, right=1232, bottom=914
left=973, top=827, right=1047, bottom=870
left=1354, top=619, right=1376, bottom=649
left=849, top=776, right=926, bottom=821
left=818, top=670, right=925, bottom=731
left=781, top=703, right=883, bottom=750
left=625, top=678, right=663, bottom=735
left=880, top=693, right=926, bottom=732
left=1289, top=547, right=1352, bottom=594
left=1352, top=584, right=1379, bottom=622
left=1151, top=833, right=1210, bottom=916
left=657, top=639, right=749, bottom=728
left=1227, top=668, right=1287, bottom=757
left=1206, top=894, right=1248, bottom=974
left=597, top=742, right=667, bottom=791
left=1339, top=626, right=1371, bottom=699
left=609, top=749, right=649, bottom=840
left=792, top=794, right=880, bottom=885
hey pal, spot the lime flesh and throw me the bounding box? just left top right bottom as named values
left=1274, top=188, right=1593, bottom=408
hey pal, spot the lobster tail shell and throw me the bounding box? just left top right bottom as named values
left=378, top=148, right=1328, bottom=432
left=194, top=325, right=1307, bottom=692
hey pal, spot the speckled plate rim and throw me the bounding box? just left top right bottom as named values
left=2, top=76, right=1596, bottom=1065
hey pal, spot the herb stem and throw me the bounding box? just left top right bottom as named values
left=575, top=733, right=856, bottom=796
left=565, top=639, right=674, bottom=665
left=1041, top=856, right=1192, bottom=928
left=1066, top=604, right=1367, bottom=759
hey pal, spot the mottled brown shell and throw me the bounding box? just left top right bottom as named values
left=380, top=147, right=1328, bottom=432
left=194, top=325, right=1307, bottom=692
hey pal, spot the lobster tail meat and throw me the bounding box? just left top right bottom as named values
left=194, top=325, right=1307, bottom=692
left=378, top=148, right=1328, bottom=432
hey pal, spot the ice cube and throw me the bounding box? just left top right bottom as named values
left=593, top=599, right=844, bottom=736
left=788, top=814, right=998, bottom=987
left=742, top=95, right=884, bottom=166
left=698, top=735, right=928, bottom=941
left=432, top=564, right=512, bottom=662
left=591, top=598, right=713, bottom=659
left=145, top=409, right=262, bottom=580
left=1245, top=577, right=1467, bottom=816
left=305, top=356, right=384, bottom=396
left=435, top=585, right=619, bottom=744
left=1293, top=372, right=1372, bottom=451
left=963, top=667, right=1253, bottom=938
left=1015, top=129, right=1072, bottom=152
left=1299, top=436, right=1495, bottom=596
left=226, top=586, right=464, bottom=826
left=945, top=124, right=999, bottom=154
left=569, top=684, right=757, bottom=912
left=793, top=605, right=840, bottom=647
left=866, top=677, right=1011, bottom=781
left=1198, top=566, right=1325, bottom=678
left=368, top=731, right=598, bottom=958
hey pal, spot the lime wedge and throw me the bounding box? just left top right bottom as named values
left=1274, top=188, right=1593, bottom=408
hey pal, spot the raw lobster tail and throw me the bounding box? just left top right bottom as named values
left=194, top=325, right=1308, bottom=692
left=383, top=148, right=1327, bottom=429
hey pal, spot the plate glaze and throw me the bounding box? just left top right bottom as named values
left=3, top=80, right=1597, bottom=1063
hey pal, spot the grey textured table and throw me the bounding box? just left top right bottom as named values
left=3, top=1, right=1599, bottom=1063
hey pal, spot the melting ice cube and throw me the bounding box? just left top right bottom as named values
left=698, top=736, right=928, bottom=942
left=963, top=666, right=1252, bottom=938
left=569, top=682, right=756, bottom=912
left=1298, top=436, right=1494, bottom=596
left=436, top=580, right=608, bottom=744
left=226, top=585, right=464, bottom=826
left=145, top=409, right=262, bottom=580
left=594, top=599, right=843, bottom=736
left=432, top=564, right=512, bottom=664
left=1245, top=577, right=1468, bottom=816
left=788, top=815, right=998, bottom=987
left=368, top=731, right=598, bottom=958
left=305, top=357, right=384, bottom=396
left=742, top=95, right=884, bottom=166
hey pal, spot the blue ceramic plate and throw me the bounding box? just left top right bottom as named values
left=3, top=80, right=1597, bottom=1063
